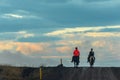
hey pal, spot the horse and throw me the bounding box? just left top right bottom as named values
left=72, top=56, right=80, bottom=67
left=89, top=56, right=95, bottom=67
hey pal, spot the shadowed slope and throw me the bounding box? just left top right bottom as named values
left=0, top=66, right=120, bottom=80
left=43, top=67, right=120, bottom=80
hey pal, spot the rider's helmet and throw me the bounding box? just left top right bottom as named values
left=75, top=47, right=78, bottom=50
left=91, top=48, right=93, bottom=51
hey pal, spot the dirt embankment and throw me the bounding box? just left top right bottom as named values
left=43, top=67, right=120, bottom=80
left=0, top=66, right=120, bottom=80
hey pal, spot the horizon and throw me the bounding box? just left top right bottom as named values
left=0, top=0, right=120, bottom=67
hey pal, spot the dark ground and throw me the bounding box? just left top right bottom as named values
left=42, top=67, right=120, bottom=80
left=0, top=65, right=120, bottom=80
left=0, top=65, right=39, bottom=80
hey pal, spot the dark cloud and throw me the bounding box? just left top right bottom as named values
left=0, top=17, right=59, bottom=32
left=40, top=0, right=70, bottom=3
left=0, top=50, right=65, bottom=67
left=84, top=0, right=110, bottom=3
left=0, top=50, right=42, bottom=66
left=0, top=0, right=120, bottom=32
left=39, top=5, right=120, bottom=27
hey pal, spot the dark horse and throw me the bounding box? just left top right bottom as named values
left=72, top=56, right=79, bottom=67
left=89, top=56, right=95, bottom=67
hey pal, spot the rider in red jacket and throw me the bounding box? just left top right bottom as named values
left=73, top=47, right=80, bottom=56
left=71, top=47, right=80, bottom=62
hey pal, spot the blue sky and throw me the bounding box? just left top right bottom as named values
left=0, top=0, right=120, bottom=67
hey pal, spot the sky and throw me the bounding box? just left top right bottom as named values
left=0, top=0, right=120, bottom=67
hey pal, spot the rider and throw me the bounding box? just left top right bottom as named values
left=71, top=47, right=80, bottom=63
left=87, top=48, right=95, bottom=62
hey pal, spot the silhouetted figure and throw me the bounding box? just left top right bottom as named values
left=87, top=48, right=95, bottom=67
left=57, top=58, right=63, bottom=67
left=71, top=47, right=80, bottom=67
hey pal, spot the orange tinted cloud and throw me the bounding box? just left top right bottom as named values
left=0, top=42, right=14, bottom=50
left=85, top=32, right=120, bottom=37
left=0, top=41, right=50, bottom=55
left=55, top=40, right=82, bottom=46
left=56, top=46, right=71, bottom=53
left=16, top=42, right=44, bottom=55
left=92, top=40, right=106, bottom=47
left=41, top=56, right=70, bottom=59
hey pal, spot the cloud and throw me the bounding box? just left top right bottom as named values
left=54, top=40, right=83, bottom=46
left=1, top=10, right=39, bottom=19
left=2, top=13, right=23, bottom=19
left=45, top=27, right=96, bottom=36
left=0, top=30, right=61, bottom=42
left=0, top=31, right=34, bottom=41
left=41, top=55, right=70, bottom=59
left=45, top=26, right=120, bottom=37
left=0, top=34, right=120, bottom=67
left=40, top=0, right=70, bottom=4
left=0, top=50, right=45, bottom=67
left=0, top=0, right=120, bottom=67
left=18, top=31, right=34, bottom=38
left=1, top=0, right=120, bottom=29
left=0, top=45, right=71, bottom=67
left=84, top=0, right=110, bottom=2
left=0, top=41, right=51, bottom=55
left=71, top=0, right=119, bottom=5
left=56, top=46, right=71, bottom=53
left=36, top=1, right=120, bottom=26
left=0, top=0, right=120, bottom=33
left=16, top=42, right=44, bottom=55
left=0, top=42, right=14, bottom=51
left=92, top=40, right=106, bottom=47
left=15, top=42, right=51, bottom=55
left=85, top=32, right=120, bottom=37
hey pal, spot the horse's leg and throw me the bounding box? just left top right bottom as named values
left=74, top=62, right=77, bottom=68
left=89, top=59, right=91, bottom=67
left=75, top=62, right=79, bottom=68
left=92, top=58, right=94, bottom=67
left=76, top=64, right=78, bottom=68
left=74, top=62, right=75, bottom=67
left=92, top=60, right=94, bottom=67
left=90, top=61, right=92, bottom=67
left=90, top=62, right=92, bottom=67
left=90, top=63, right=91, bottom=67
left=90, top=59, right=94, bottom=68
left=90, top=57, right=93, bottom=67
left=75, top=62, right=77, bottom=68
left=76, top=62, right=79, bottom=68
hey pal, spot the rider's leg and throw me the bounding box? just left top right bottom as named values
left=71, top=56, right=73, bottom=62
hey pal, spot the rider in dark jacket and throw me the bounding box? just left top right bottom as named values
left=87, top=48, right=95, bottom=62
